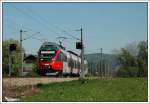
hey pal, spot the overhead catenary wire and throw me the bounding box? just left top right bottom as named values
left=24, top=6, right=80, bottom=41
left=23, top=32, right=40, bottom=41
left=31, top=37, right=47, bottom=42
left=4, top=25, right=18, bottom=34
left=9, top=4, right=81, bottom=51
left=22, top=32, right=46, bottom=42
left=9, top=19, right=42, bottom=34
left=11, top=5, right=60, bottom=37
left=6, top=4, right=82, bottom=43
left=4, top=21, right=19, bottom=32
left=7, top=5, right=84, bottom=57
left=4, top=18, right=45, bottom=40
left=9, top=6, right=79, bottom=46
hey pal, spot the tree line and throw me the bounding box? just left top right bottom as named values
left=116, top=41, right=148, bottom=77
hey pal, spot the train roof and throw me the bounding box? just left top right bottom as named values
left=67, top=50, right=79, bottom=57
left=41, top=42, right=66, bottom=49
left=42, top=42, right=59, bottom=47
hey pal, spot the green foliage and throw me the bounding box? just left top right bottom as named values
left=117, top=66, right=138, bottom=77
left=118, top=48, right=137, bottom=67
left=36, top=83, right=44, bottom=88
left=2, top=39, right=24, bottom=76
left=20, top=78, right=148, bottom=102
left=116, top=41, right=148, bottom=77
left=85, top=73, right=92, bottom=77
left=116, top=67, right=129, bottom=77
left=26, top=62, right=40, bottom=77
left=137, top=41, right=148, bottom=77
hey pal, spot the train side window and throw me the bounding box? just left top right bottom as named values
left=78, top=61, right=80, bottom=69
left=74, top=61, right=75, bottom=68
left=79, top=62, right=81, bottom=69
left=69, top=55, right=74, bottom=68
left=76, top=61, right=77, bottom=69
left=73, top=60, right=75, bottom=68
left=75, top=61, right=76, bottom=68
left=68, top=58, right=71, bottom=67
left=69, top=58, right=73, bottom=68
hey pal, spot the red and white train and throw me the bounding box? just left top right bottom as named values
left=37, top=42, right=88, bottom=76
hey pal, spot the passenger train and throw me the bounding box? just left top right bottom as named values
left=37, top=42, right=88, bottom=76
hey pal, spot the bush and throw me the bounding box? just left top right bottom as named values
left=36, top=83, right=43, bottom=88
left=25, top=63, right=40, bottom=77
left=85, top=73, right=92, bottom=77
left=116, top=66, right=129, bottom=77
left=116, top=66, right=139, bottom=77
left=127, top=67, right=138, bottom=77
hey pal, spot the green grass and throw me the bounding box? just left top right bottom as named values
left=20, top=78, right=148, bottom=102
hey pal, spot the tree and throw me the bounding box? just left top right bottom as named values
left=115, top=41, right=147, bottom=77
left=118, top=48, right=137, bottom=67
left=137, top=41, right=148, bottom=77
left=2, top=39, right=24, bottom=76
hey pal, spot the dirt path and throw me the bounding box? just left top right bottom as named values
left=2, top=77, right=78, bottom=99
left=2, top=77, right=112, bottom=99
left=2, top=77, right=78, bottom=87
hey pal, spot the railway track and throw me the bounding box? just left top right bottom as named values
left=2, top=77, right=78, bottom=87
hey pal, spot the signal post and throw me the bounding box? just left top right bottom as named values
left=8, top=44, right=17, bottom=97
left=76, top=28, right=84, bottom=80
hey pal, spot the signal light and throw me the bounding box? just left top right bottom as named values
left=9, top=44, right=17, bottom=51
left=76, top=42, right=82, bottom=49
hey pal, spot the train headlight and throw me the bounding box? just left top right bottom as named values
left=40, top=58, right=43, bottom=61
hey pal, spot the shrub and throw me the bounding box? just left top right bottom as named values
left=116, top=66, right=139, bottom=77
left=116, top=66, right=129, bottom=77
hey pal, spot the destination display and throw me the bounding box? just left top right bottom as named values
left=41, top=51, right=55, bottom=54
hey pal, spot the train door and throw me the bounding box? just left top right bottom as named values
left=60, top=51, right=70, bottom=74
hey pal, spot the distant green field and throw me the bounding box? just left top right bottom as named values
left=21, top=78, right=148, bottom=102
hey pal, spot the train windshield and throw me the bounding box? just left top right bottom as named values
left=40, top=50, right=56, bottom=61
left=39, top=45, right=58, bottom=61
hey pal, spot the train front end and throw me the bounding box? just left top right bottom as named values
left=38, top=42, right=63, bottom=75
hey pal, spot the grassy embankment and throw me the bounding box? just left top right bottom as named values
left=20, top=78, right=148, bottom=102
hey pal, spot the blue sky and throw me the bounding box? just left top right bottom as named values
left=3, top=2, right=147, bottom=54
